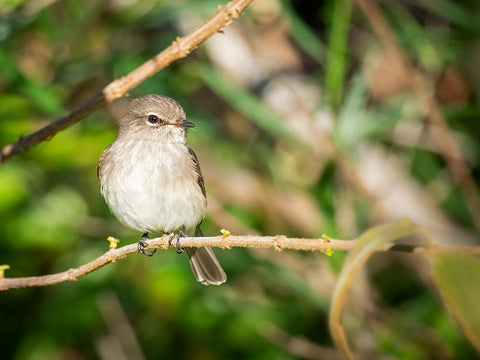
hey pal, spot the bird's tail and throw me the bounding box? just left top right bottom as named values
left=186, top=225, right=227, bottom=285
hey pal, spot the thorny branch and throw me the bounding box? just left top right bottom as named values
left=0, top=0, right=254, bottom=163
left=1, top=233, right=480, bottom=290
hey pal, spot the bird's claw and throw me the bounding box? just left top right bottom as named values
left=138, top=233, right=156, bottom=257
left=168, top=229, right=186, bottom=254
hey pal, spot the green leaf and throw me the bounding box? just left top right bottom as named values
left=432, top=253, right=480, bottom=352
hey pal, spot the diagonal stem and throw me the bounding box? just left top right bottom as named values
left=0, top=0, right=255, bottom=163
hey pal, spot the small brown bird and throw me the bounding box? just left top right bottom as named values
left=97, top=95, right=226, bottom=285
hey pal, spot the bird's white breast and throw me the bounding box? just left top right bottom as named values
left=99, top=139, right=207, bottom=233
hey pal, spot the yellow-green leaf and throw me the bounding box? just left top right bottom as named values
left=433, top=253, right=480, bottom=352
left=329, top=217, right=417, bottom=360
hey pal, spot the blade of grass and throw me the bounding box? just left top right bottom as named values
left=192, top=64, right=298, bottom=143
left=326, top=0, right=353, bottom=109
left=279, top=0, right=327, bottom=63
left=334, top=73, right=368, bottom=148
left=385, top=1, right=442, bottom=71
left=416, top=0, right=480, bottom=29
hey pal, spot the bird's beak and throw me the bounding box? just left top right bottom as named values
left=180, top=120, right=195, bottom=128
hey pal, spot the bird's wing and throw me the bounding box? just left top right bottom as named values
left=188, top=147, right=206, bottom=197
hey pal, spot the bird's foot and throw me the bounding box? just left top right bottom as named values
left=138, top=232, right=157, bottom=257
left=168, top=227, right=186, bottom=254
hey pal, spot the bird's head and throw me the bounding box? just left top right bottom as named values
left=117, top=95, right=194, bottom=143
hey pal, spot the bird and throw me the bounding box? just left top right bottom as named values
left=97, top=94, right=227, bottom=285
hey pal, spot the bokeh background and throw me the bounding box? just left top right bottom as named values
left=1, top=0, right=480, bottom=359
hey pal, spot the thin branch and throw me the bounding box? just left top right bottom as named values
left=0, top=0, right=254, bottom=164
left=1, top=234, right=480, bottom=290
left=355, top=0, right=480, bottom=232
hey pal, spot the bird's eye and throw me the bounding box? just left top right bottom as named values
left=148, top=115, right=159, bottom=124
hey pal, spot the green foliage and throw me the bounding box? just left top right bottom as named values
left=0, top=0, right=479, bottom=359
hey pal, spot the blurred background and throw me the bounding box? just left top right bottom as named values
left=1, top=0, right=480, bottom=359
